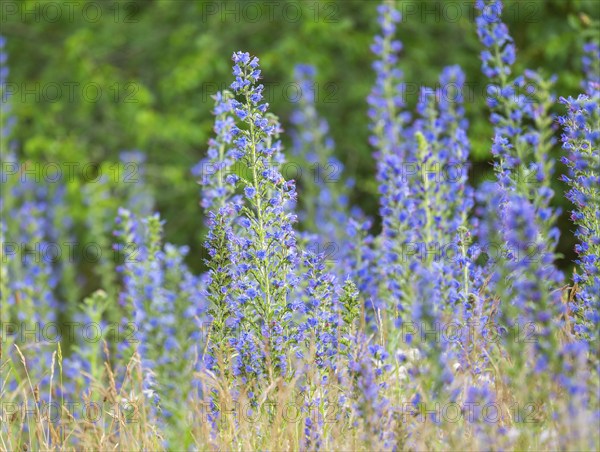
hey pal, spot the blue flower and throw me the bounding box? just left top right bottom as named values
left=244, top=186, right=256, bottom=198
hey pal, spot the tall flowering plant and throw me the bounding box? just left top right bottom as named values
left=475, top=0, right=559, bottom=226
left=290, top=64, right=346, bottom=235
left=193, top=90, right=239, bottom=369
left=290, top=63, right=374, bottom=303
left=474, top=0, right=575, bottom=408
left=201, top=52, right=302, bottom=383
left=113, top=207, right=205, bottom=445
left=367, top=2, right=409, bottom=316
left=559, top=40, right=600, bottom=340
left=474, top=1, right=565, bottom=309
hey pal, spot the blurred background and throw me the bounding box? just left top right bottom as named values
left=2, top=0, right=599, bottom=286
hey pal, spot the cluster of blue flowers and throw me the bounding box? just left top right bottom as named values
left=559, top=40, right=600, bottom=340
left=1, top=0, right=599, bottom=447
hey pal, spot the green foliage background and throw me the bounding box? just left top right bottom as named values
left=2, top=0, right=599, bottom=283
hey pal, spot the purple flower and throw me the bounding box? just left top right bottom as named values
left=559, top=88, right=599, bottom=338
